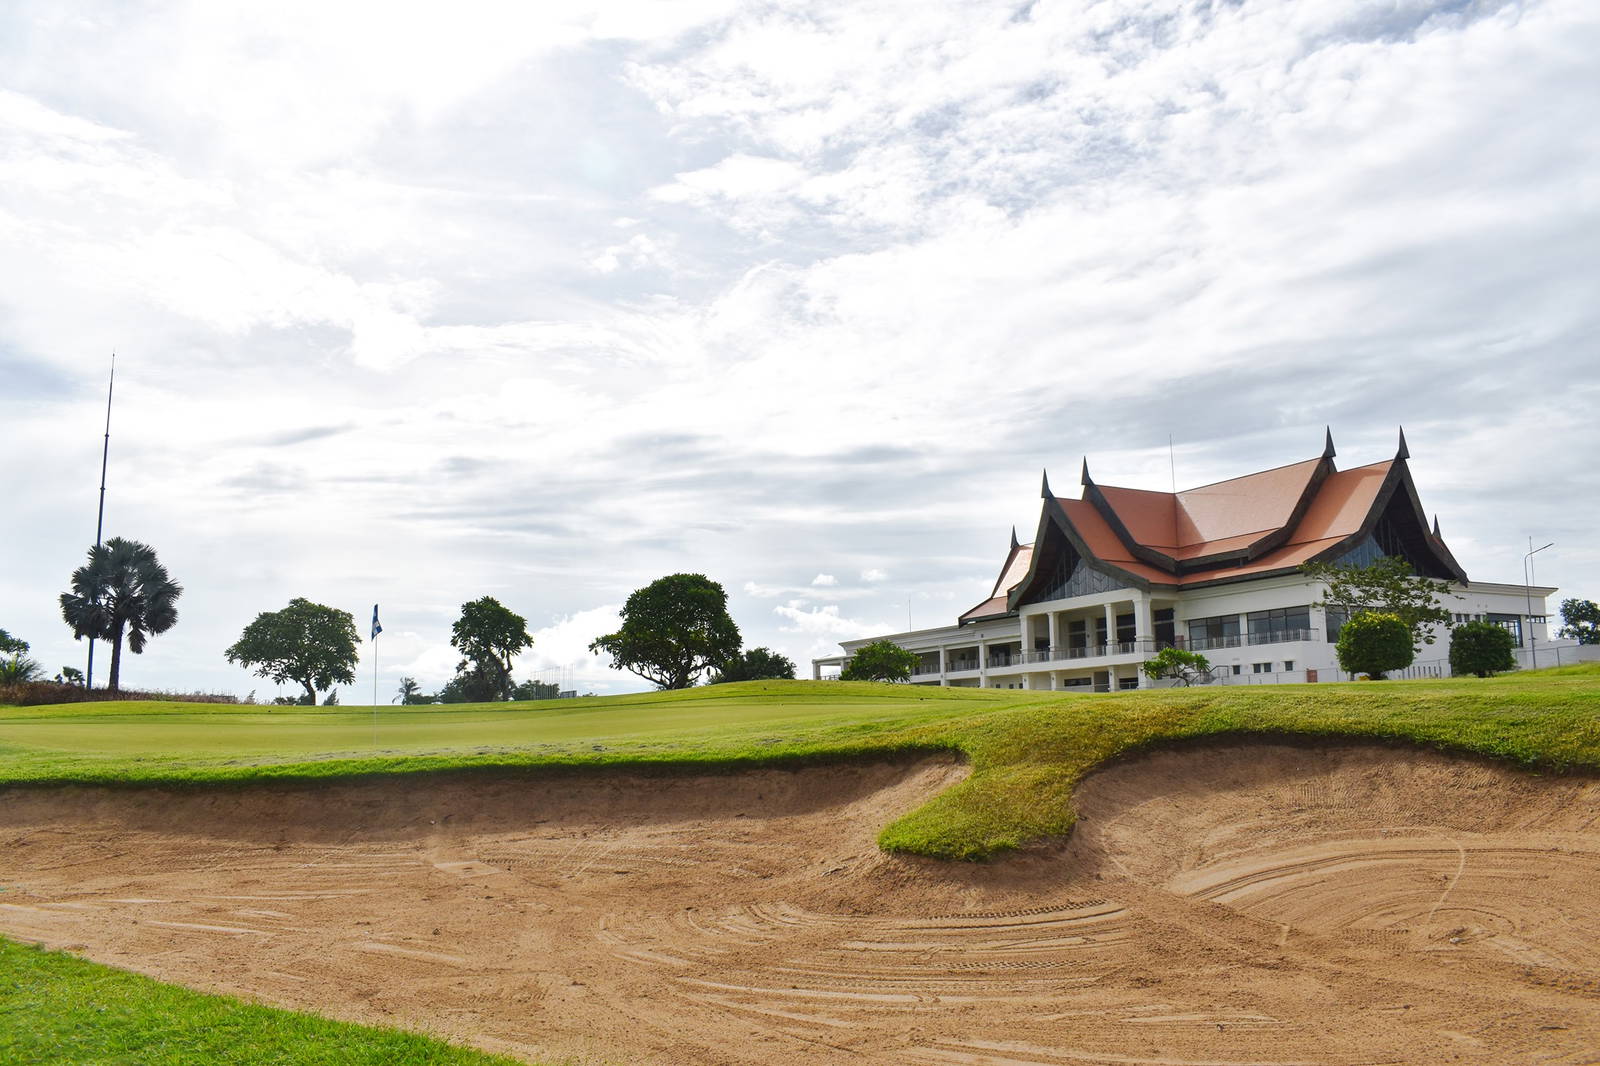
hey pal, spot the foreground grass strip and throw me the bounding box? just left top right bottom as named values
left=3, top=671, right=1598, bottom=861
left=0, top=937, right=528, bottom=1066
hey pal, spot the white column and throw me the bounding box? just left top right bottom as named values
left=1048, top=612, right=1061, bottom=659
left=1135, top=592, right=1154, bottom=644
left=978, top=639, right=989, bottom=685
left=1103, top=602, right=1117, bottom=649
left=938, top=647, right=948, bottom=687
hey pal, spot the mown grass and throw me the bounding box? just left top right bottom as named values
left=3, top=669, right=1598, bottom=860
left=0, top=938, right=527, bottom=1065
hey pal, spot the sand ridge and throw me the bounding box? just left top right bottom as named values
left=3, top=744, right=1600, bottom=1064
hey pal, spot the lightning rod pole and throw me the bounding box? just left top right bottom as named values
left=87, top=353, right=115, bottom=689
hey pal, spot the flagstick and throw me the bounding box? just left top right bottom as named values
left=372, top=641, right=378, bottom=747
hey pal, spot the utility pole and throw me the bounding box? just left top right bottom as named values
left=1524, top=538, right=1553, bottom=670
left=87, top=354, right=115, bottom=689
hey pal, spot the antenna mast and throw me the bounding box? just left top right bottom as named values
left=87, top=353, right=115, bottom=689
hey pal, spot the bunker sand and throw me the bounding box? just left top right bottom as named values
left=4, top=745, right=1600, bottom=1064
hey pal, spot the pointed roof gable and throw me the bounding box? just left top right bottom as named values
left=999, top=430, right=1464, bottom=598
left=959, top=535, right=1036, bottom=622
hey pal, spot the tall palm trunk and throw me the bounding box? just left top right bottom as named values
left=108, top=619, right=125, bottom=693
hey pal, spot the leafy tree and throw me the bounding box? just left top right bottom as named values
left=0, top=629, right=27, bottom=656
left=55, top=666, right=85, bottom=687
left=449, top=597, right=534, bottom=702
left=512, top=679, right=561, bottom=700
left=0, top=628, right=42, bottom=685
left=1301, top=555, right=1454, bottom=649
left=394, top=676, right=430, bottom=704
left=839, top=640, right=917, bottom=683
left=1449, top=620, right=1517, bottom=678
left=709, top=647, right=797, bottom=684
left=59, top=537, right=183, bottom=692
left=1335, top=611, right=1414, bottom=679
left=589, top=574, right=741, bottom=690
left=1141, top=646, right=1213, bottom=686
left=225, top=598, right=360, bottom=706
left=1559, top=598, right=1600, bottom=645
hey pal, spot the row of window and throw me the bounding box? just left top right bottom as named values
left=1189, top=606, right=1313, bottom=644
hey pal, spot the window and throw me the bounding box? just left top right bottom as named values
left=1247, top=606, right=1312, bottom=644
left=1252, top=662, right=1272, bottom=674
left=1231, top=664, right=1242, bottom=675
left=1118, top=675, right=1139, bottom=689
left=1189, top=614, right=1241, bottom=647
left=1067, top=619, right=1087, bottom=649
left=1487, top=613, right=1523, bottom=647
left=1116, top=612, right=1136, bottom=644
left=1154, top=608, right=1176, bottom=647
left=1283, top=660, right=1295, bottom=671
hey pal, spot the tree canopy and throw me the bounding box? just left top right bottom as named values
left=58, top=537, right=182, bottom=692
left=448, top=596, right=534, bottom=701
left=1449, top=620, right=1517, bottom=678
left=1301, top=555, right=1454, bottom=648
left=839, top=640, right=917, bottom=683
left=589, top=574, right=741, bottom=690
left=1559, top=598, right=1600, bottom=645
left=225, top=598, right=360, bottom=706
left=1334, top=611, right=1414, bottom=679
left=708, top=646, right=797, bottom=684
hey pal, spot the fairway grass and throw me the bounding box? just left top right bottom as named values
left=0, top=938, right=529, bottom=1066
left=4, top=669, right=1599, bottom=860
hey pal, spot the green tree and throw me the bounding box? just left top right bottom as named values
left=589, top=574, right=741, bottom=690
left=55, top=666, right=85, bottom=687
left=0, top=628, right=42, bottom=685
left=709, top=647, right=797, bottom=684
left=394, top=676, right=429, bottom=704
left=1335, top=611, right=1414, bottom=679
left=58, top=537, right=183, bottom=692
left=512, top=679, right=561, bottom=700
left=839, top=640, right=917, bottom=683
left=1301, top=555, right=1454, bottom=649
left=1449, top=620, right=1517, bottom=678
left=449, top=597, right=533, bottom=702
left=1559, top=598, right=1600, bottom=645
left=1141, top=646, right=1212, bottom=686
left=225, top=598, right=360, bottom=706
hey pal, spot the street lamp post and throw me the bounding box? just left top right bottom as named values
left=1524, top=538, right=1553, bottom=669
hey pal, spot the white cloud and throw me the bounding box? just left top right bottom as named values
left=810, top=573, right=836, bottom=586
left=1, top=0, right=1596, bottom=697
left=774, top=604, right=890, bottom=640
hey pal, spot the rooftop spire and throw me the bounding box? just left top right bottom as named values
left=1432, top=513, right=1441, bottom=538
left=1396, top=425, right=1410, bottom=461
left=1010, top=525, right=1020, bottom=551
left=1040, top=468, right=1053, bottom=499
left=1080, top=457, right=1093, bottom=487
left=1322, top=425, right=1336, bottom=460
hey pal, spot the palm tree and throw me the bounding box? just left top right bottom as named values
left=59, top=537, right=182, bottom=693
left=394, top=676, right=423, bottom=704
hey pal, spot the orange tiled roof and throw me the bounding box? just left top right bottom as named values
left=1057, top=458, right=1396, bottom=588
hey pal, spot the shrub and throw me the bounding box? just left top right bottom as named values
left=0, top=681, right=240, bottom=707
left=1335, top=611, right=1414, bottom=680
left=1141, top=646, right=1212, bottom=686
left=1449, top=620, right=1517, bottom=678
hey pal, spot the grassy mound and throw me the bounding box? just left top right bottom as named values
left=3, top=668, right=1597, bottom=860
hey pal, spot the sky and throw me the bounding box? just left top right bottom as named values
left=2, top=0, right=1596, bottom=701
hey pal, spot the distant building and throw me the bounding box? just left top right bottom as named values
left=814, top=430, right=1572, bottom=689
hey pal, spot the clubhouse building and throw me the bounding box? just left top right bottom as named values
left=813, top=430, right=1565, bottom=689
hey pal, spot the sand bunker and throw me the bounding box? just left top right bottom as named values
left=4, top=744, right=1600, bottom=1064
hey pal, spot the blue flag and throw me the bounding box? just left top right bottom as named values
left=371, top=604, right=382, bottom=640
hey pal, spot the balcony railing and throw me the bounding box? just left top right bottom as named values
left=1246, top=628, right=1318, bottom=646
